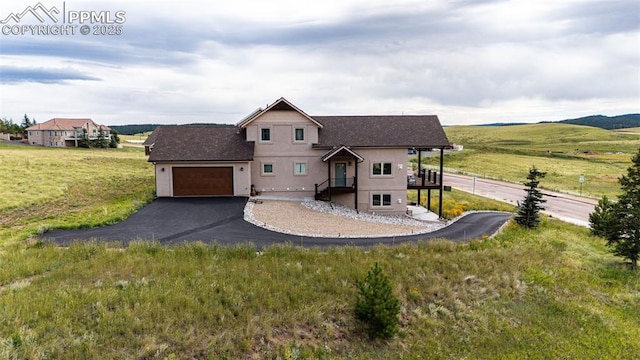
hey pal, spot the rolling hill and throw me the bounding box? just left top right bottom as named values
left=445, top=123, right=639, bottom=153
left=551, top=114, right=640, bottom=130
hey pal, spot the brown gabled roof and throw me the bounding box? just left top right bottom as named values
left=26, top=118, right=96, bottom=131
left=313, top=115, right=449, bottom=148
left=236, top=97, right=323, bottom=128
left=147, top=125, right=254, bottom=162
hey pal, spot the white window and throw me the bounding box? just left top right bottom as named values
left=294, top=162, right=307, bottom=175
left=372, top=162, right=392, bottom=176
left=262, top=163, right=274, bottom=175
left=372, top=194, right=392, bottom=207
left=294, top=128, right=304, bottom=141
left=260, top=128, right=271, bottom=142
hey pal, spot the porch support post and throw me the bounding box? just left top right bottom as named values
left=427, top=188, right=431, bottom=211
left=417, top=148, right=422, bottom=207
left=438, top=147, right=444, bottom=218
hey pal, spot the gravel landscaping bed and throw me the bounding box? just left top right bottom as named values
left=245, top=199, right=446, bottom=238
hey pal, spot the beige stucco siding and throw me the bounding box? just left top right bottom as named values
left=252, top=155, right=325, bottom=197
left=246, top=110, right=324, bottom=197
left=154, top=162, right=251, bottom=197
left=28, top=131, right=44, bottom=145
left=354, top=148, right=408, bottom=214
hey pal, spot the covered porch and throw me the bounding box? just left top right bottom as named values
left=315, top=145, right=364, bottom=210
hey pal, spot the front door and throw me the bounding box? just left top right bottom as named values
left=334, top=162, right=347, bottom=187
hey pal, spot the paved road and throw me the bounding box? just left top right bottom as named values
left=444, top=173, right=597, bottom=226
left=45, top=197, right=512, bottom=248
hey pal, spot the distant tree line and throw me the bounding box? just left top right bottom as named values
left=109, top=123, right=235, bottom=135
left=481, top=114, right=640, bottom=129
left=1, top=114, right=37, bottom=139
left=108, top=124, right=159, bottom=135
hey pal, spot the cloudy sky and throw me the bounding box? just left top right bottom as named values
left=1, top=0, right=638, bottom=125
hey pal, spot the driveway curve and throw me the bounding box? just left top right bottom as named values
left=44, top=197, right=512, bottom=248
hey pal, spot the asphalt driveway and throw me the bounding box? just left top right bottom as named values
left=44, top=197, right=512, bottom=248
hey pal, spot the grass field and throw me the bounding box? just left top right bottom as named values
left=420, top=124, right=640, bottom=198
left=1, top=220, right=638, bottom=359
left=0, top=144, right=154, bottom=242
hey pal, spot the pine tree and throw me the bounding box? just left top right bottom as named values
left=96, top=128, right=108, bottom=148
left=110, top=130, right=120, bottom=148
left=589, top=196, right=619, bottom=239
left=591, top=149, right=640, bottom=269
left=20, top=114, right=32, bottom=129
left=354, top=263, right=400, bottom=339
left=515, top=166, right=547, bottom=229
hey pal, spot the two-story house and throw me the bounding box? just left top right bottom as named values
left=145, top=98, right=449, bottom=216
left=26, top=118, right=111, bottom=147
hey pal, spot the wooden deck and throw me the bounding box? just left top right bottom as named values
left=407, top=169, right=442, bottom=190
left=407, top=177, right=441, bottom=190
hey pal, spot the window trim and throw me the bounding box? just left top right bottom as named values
left=293, top=161, right=307, bottom=176
left=372, top=162, right=393, bottom=176
left=261, top=162, right=275, bottom=176
left=371, top=193, right=392, bottom=207
left=260, top=127, right=272, bottom=142
left=293, top=127, right=305, bottom=142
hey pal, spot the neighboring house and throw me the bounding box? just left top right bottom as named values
left=145, top=98, right=449, bottom=215
left=26, top=118, right=111, bottom=147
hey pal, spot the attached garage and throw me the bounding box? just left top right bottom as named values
left=145, top=125, right=254, bottom=197
left=172, top=167, right=234, bottom=196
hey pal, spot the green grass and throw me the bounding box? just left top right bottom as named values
left=1, top=219, right=638, bottom=359
left=0, top=145, right=154, bottom=242
left=408, top=189, right=516, bottom=219
left=418, top=124, right=639, bottom=198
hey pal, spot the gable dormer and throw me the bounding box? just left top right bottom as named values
left=237, top=97, right=322, bottom=145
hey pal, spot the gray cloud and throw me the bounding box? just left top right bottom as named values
left=555, top=0, right=640, bottom=35
left=0, top=66, right=101, bottom=84
left=0, top=0, right=637, bottom=125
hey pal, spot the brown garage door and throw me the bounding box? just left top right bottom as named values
left=172, top=167, right=233, bottom=196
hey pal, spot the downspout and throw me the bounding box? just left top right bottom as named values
left=327, top=160, right=332, bottom=201
left=153, top=162, right=158, bottom=198
left=417, top=148, right=422, bottom=207
left=354, top=159, right=358, bottom=210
